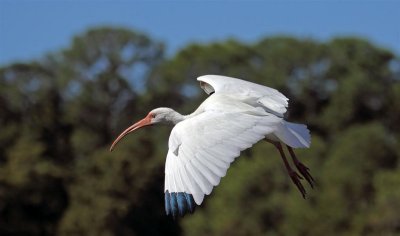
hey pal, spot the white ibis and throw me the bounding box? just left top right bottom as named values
left=110, top=75, right=313, bottom=218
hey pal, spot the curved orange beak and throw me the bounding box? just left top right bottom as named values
left=109, top=114, right=152, bottom=151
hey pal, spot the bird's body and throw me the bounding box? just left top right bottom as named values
left=110, top=75, right=313, bottom=218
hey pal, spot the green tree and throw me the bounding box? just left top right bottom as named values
left=1, top=26, right=399, bottom=236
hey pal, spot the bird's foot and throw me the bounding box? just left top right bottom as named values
left=289, top=170, right=306, bottom=198
left=294, top=161, right=315, bottom=189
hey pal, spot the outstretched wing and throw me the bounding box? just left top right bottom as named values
left=164, top=109, right=281, bottom=217
left=197, top=75, right=289, bottom=117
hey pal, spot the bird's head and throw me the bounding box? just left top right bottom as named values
left=109, top=107, right=181, bottom=151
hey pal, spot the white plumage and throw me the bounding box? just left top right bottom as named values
left=110, top=75, right=313, bottom=218
left=198, top=75, right=289, bottom=117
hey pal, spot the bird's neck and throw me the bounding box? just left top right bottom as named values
left=168, top=106, right=206, bottom=125
left=168, top=111, right=186, bottom=125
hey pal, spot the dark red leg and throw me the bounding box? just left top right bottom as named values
left=266, top=140, right=306, bottom=198
left=287, top=145, right=315, bottom=188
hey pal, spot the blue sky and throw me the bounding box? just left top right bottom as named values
left=1, top=1, right=399, bottom=65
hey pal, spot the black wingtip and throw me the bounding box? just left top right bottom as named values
left=165, top=191, right=196, bottom=218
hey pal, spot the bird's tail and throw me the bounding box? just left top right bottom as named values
left=274, top=121, right=311, bottom=148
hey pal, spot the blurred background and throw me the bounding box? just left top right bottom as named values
left=1, top=1, right=400, bottom=235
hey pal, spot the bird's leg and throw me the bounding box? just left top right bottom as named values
left=287, top=145, right=315, bottom=188
left=266, top=140, right=306, bottom=198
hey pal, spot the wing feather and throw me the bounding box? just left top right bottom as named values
left=165, top=108, right=281, bottom=213
left=197, top=75, right=289, bottom=116
left=191, top=157, right=220, bottom=186
left=187, top=162, right=212, bottom=195
left=202, top=148, right=235, bottom=164
left=196, top=154, right=225, bottom=177
left=180, top=162, right=201, bottom=200
left=164, top=95, right=282, bottom=215
left=198, top=149, right=230, bottom=169
left=182, top=167, right=203, bottom=203
left=170, top=156, right=181, bottom=192
left=162, top=76, right=310, bottom=217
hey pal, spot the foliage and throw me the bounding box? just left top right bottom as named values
left=0, top=27, right=399, bottom=235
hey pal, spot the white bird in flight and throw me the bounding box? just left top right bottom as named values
left=110, top=75, right=313, bottom=218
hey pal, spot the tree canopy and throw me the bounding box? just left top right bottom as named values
left=0, top=27, right=399, bottom=235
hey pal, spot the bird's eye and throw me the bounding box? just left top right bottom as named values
left=151, top=113, right=156, bottom=118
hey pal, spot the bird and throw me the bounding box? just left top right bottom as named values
left=110, top=75, right=313, bottom=218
